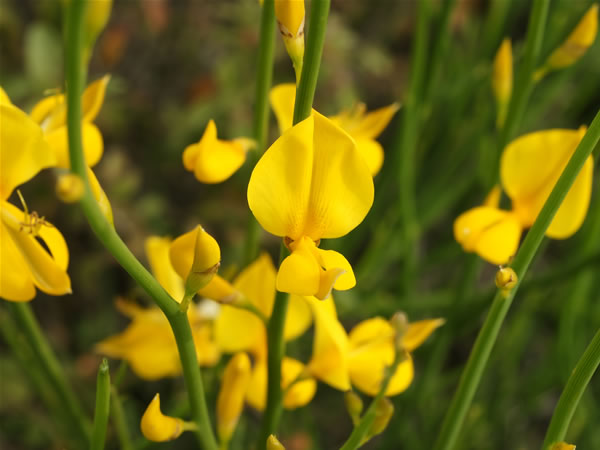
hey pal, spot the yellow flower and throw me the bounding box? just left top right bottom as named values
left=248, top=111, right=374, bottom=299
left=217, top=352, right=252, bottom=443
left=182, top=120, right=255, bottom=184
left=0, top=100, right=71, bottom=302
left=29, top=76, right=110, bottom=168
left=492, top=38, right=512, bottom=128
left=535, top=4, right=598, bottom=80
left=270, top=83, right=399, bottom=175
left=140, top=394, right=185, bottom=442
left=454, top=128, right=593, bottom=264
left=96, top=237, right=220, bottom=379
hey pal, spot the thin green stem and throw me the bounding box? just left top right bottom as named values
left=90, top=359, right=110, bottom=450
left=110, top=386, right=134, bottom=450
left=433, top=108, right=600, bottom=450
left=8, top=302, right=91, bottom=443
left=292, top=0, right=331, bottom=124
left=542, top=329, right=600, bottom=449
left=243, top=0, right=276, bottom=266
left=64, top=2, right=218, bottom=449
left=339, top=351, right=405, bottom=450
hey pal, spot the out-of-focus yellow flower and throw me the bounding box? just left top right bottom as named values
left=0, top=101, right=71, bottom=302
left=535, top=5, right=598, bottom=80
left=454, top=127, right=593, bottom=264
left=29, top=76, right=110, bottom=168
left=217, top=352, right=252, bottom=443
left=182, top=120, right=255, bottom=184
left=248, top=111, right=374, bottom=299
left=275, top=0, right=305, bottom=82
left=96, top=237, right=220, bottom=379
left=492, top=38, right=512, bottom=128
left=140, top=394, right=185, bottom=442
left=55, top=173, right=85, bottom=203
left=550, top=443, right=576, bottom=450
left=270, top=83, right=399, bottom=176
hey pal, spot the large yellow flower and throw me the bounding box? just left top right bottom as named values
left=248, top=111, right=374, bottom=299
left=0, top=97, right=71, bottom=302
left=270, top=83, right=399, bottom=175
left=96, top=236, right=220, bottom=379
left=454, top=127, right=593, bottom=264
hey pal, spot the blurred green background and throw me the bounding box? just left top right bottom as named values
left=1, top=0, right=599, bottom=449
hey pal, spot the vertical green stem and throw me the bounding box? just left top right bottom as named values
left=396, top=0, right=431, bottom=292
left=8, top=302, right=91, bottom=443
left=90, top=359, right=110, bottom=450
left=243, top=0, right=276, bottom=266
left=433, top=108, right=600, bottom=450
left=64, top=2, right=218, bottom=449
left=542, top=329, right=600, bottom=449
left=110, top=386, right=134, bottom=450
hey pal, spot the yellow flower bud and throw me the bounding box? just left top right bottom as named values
left=535, top=5, right=598, bottom=80
left=366, top=397, right=394, bottom=440
left=492, top=38, right=512, bottom=127
left=550, top=442, right=576, bottom=450
left=84, top=0, right=113, bottom=61
left=274, top=0, right=305, bottom=82
left=183, top=225, right=221, bottom=304
left=344, top=390, right=364, bottom=426
left=267, top=434, right=286, bottom=450
left=217, top=352, right=251, bottom=443
left=140, top=394, right=185, bottom=442
left=56, top=173, right=85, bottom=203
left=495, top=266, right=517, bottom=293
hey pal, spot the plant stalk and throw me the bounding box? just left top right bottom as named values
left=90, top=359, right=110, bottom=450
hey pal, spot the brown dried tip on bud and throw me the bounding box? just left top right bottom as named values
left=56, top=173, right=85, bottom=203
left=267, top=434, right=286, bottom=450
left=495, top=266, right=518, bottom=291
left=344, top=390, right=364, bottom=426
left=550, top=442, right=576, bottom=450
left=366, top=397, right=394, bottom=440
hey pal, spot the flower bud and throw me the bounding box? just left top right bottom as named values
left=275, top=0, right=305, bottom=82
left=495, top=266, right=517, bottom=291
left=183, top=225, right=221, bottom=302
left=344, top=390, right=364, bottom=426
left=492, top=38, right=512, bottom=127
left=56, top=173, right=85, bottom=203
left=535, top=5, right=598, bottom=80
left=217, top=352, right=251, bottom=443
left=140, top=394, right=185, bottom=442
left=267, top=434, right=286, bottom=450
left=84, top=0, right=113, bottom=61
left=550, top=443, right=576, bottom=450
left=390, top=312, right=409, bottom=352
left=366, top=397, right=394, bottom=441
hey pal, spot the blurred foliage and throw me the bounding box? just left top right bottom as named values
left=1, top=0, right=600, bottom=449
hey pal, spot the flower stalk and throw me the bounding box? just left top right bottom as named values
left=433, top=107, right=600, bottom=450
left=64, top=1, right=218, bottom=448
left=90, top=358, right=110, bottom=450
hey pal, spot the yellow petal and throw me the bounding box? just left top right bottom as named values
left=217, top=352, right=251, bottom=442
left=30, top=93, right=66, bottom=133
left=453, top=206, right=522, bottom=265
left=214, top=304, right=264, bottom=354
left=275, top=0, right=305, bottom=36
left=0, top=221, right=36, bottom=301
left=501, top=128, right=592, bottom=236
left=284, top=295, right=312, bottom=341
left=306, top=296, right=350, bottom=390
left=82, top=75, right=110, bottom=122
left=335, top=103, right=400, bottom=140
left=198, top=275, right=237, bottom=303
left=483, top=185, right=502, bottom=208
left=277, top=237, right=321, bottom=296
left=87, top=168, right=114, bottom=225
left=140, top=394, right=184, bottom=442
left=0, top=103, right=55, bottom=200
left=190, top=316, right=221, bottom=367
left=43, top=122, right=103, bottom=168
left=1, top=202, right=71, bottom=296
left=0, top=86, right=11, bottom=104
left=234, top=253, right=276, bottom=317
left=282, top=357, right=316, bottom=409
left=269, top=83, right=296, bottom=133
left=248, top=111, right=374, bottom=241
left=402, top=318, right=445, bottom=352
left=354, top=138, right=384, bottom=176
left=145, top=236, right=185, bottom=300
left=183, top=120, right=248, bottom=184
left=316, top=247, right=356, bottom=291
left=492, top=38, right=513, bottom=104
left=246, top=357, right=268, bottom=411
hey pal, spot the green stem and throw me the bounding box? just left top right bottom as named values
left=8, top=302, right=91, bottom=443
left=110, top=386, right=134, bottom=450
left=243, top=0, right=276, bottom=266
left=90, top=359, right=110, bottom=450
left=495, top=0, right=550, bottom=161
left=257, top=247, right=290, bottom=448
left=542, top=329, right=600, bottom=449
left=396, top=0, right=431, bottom=292
left=292, top=0, right=331, bottom=124
left=64, top=2, right=218, bottom=449
left=433, top=108, right=600, bottom=450
left=339, top=350, right=405, bottom=450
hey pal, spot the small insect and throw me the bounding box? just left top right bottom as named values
left=16, top=190, right=53, bottom=236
